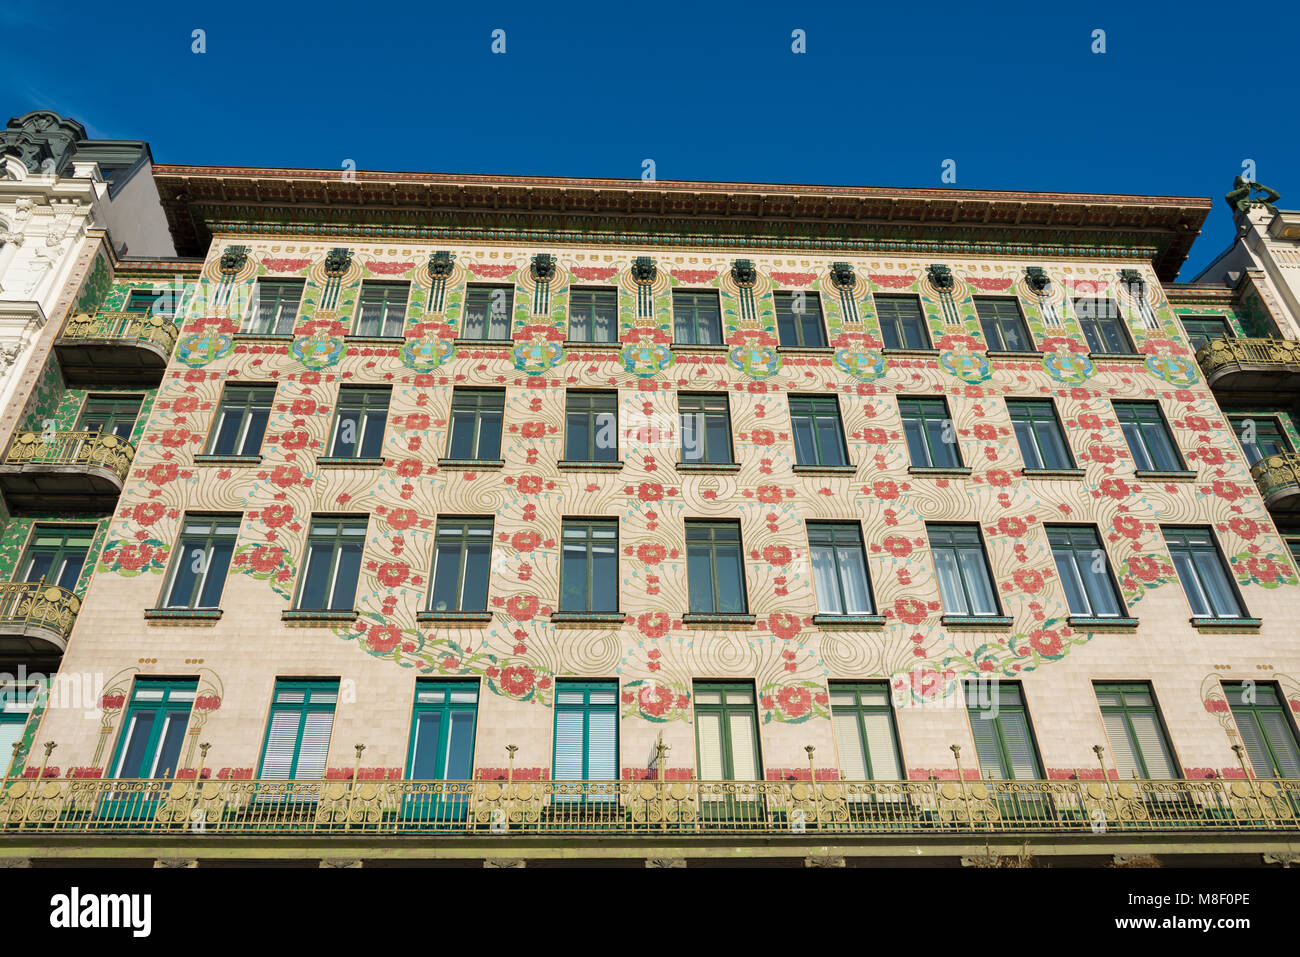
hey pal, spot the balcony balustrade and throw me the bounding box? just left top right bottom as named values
left=1251, top=451, right=1300, bottom=516
left=54, top=311, right=178, bottom=385
left=0, top=581, right=81, bottom=654
left=1196, top=337, right=1300, bottom=398
left=0, top=430, right=134, bottom=511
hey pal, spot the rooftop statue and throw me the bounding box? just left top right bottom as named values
left=1226, top=176, right=1280, bottom=214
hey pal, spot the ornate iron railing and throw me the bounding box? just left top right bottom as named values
left=0, top=776, right=1295, bottom=835
left=3, top=430, right=134, bottom=480
left=0, top=581, right=80, bottom=642
left=1251, top=452, right=1300, bottom=502
left=1196, top=336, right=1300, bottom=377
left=60, top=311, right=178, bottom=354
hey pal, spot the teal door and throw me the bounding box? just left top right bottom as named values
left=103, top=679, right=197, bottom=822
left=405, top=681, right=478, bottom=822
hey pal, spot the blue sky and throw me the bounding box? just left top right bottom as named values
left=3, top=0, right=1296, bottom=278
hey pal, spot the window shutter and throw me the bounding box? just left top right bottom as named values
left=1103, top=712, right=1141, bottom=779
left=697, top=713, right=724, bottom=780
left=553, top=709, right=585, bottom=780
left=862, top=713, right=901, bottom=780
left=728, top=712, right=759, bottom=780
left=260, top=711, right=301, bottom=780
left=833, top=712, right=867, bottom=780
left=587, top=710, right=617, bottom=780
left=1258, top=713, right=1300, bottom=777
left=295, top=710, right=334, bottom=780
left=969, top=713, right=1005, bottom=778
left=1000, top=715, right=1040, bottom=780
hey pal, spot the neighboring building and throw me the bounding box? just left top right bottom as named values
left=4, top=165, right=1300, bottom=867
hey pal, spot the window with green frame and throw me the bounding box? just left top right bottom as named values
left=553, top=681, right=618, bottom=795
left=975, top=298, right=1033, bottom=352
left=774, top=291, right=826, bottom=348
left=1222, top=682, right=1300, bottom=778
left=295, top=517, right=367, bottom=612
left=0, top=685, right=36, bottom=777
left=685, top=520, right=747, bottom=614
left=246, top=280, right=303, bottom=335
left=694, top=682, right=762, bottom=781
left=124, top=289, right=175, bottom=316
left=1074, top=297, right=1134, bottom=354
left=928, top=524, right=1000, bottom=617
left=160, top=515, right=240, bottom=609
left=462, top=285, right=513, bottom=341
left=78, top=395, right=142, bottom=440
left=560, top=519, right=618, bottom=613
left=807, top=522, right=874, bottom=615
left=207, top=384, right=275, bottom=456
left=428, top=518, right=493, bottom=612
left=1007, top=399, right=1074, bottom=470
left=259, top=680, right=339, bottom=781
left=446, top=389, right=505, bottom=460
left=568, top=288, right=618, bottom=343
left=1048, top=525, right=1124, bottom=618
left=353, top=281, right=409, bottom=338
left=829, top=682, right=902, bottom=780
left=672, top=290, right=722, bottom=345
left=407, top=680, right=478, bottom=780
left=1162, top=525, right=1245, bottom=619
left=1113, top=401, right=1185, bottom=472
left=1094, top=683, right=1179, bottom=780
left=1180, top=316, right=1233, bottom=351
left=1229, top=415, right=1293, bottom=467
left=19, top=525, right=95, bottom=591
left=965, top=682, right=1043, bottom=780
left=329, top=387, right=390, bottom=459
left=1287, top=536, right=1300, bottom=571
left=564, top=391, right=618, bottom=462
left=789, top=395, right=848, bottom=467
left=111, top=679, right=197, bottom=779
left=900, top=397, right=961, bottom=468
left=678, top=393, right=733, bottom=464
left=875, top=295, right=930, bottom=350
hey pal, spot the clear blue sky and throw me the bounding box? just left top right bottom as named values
left=3, top=0, right=1296, bottom=279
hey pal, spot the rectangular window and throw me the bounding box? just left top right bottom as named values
left=353, top=281, right=409, bottom=338
left=686, top=520, right=747, bottom=614
left=0, top=685, right=36, bottom=777
left=329, top=387, right=390, bottom=459
left=161, top=515, right=240, bottom=609
left=296, top=517, right=367, bottom=612
left=1048, top=525, right=1123, bottom=618
left=446, top=389, right=505, bottom=460
left=245, top=280, right=303, bottom=335
left=207, top=385, right=275, bottom=456
left=408, top=680, right=478, bottom=780
left=672, top=291, right=723, bottom=346
left=78, top=395, right=143, bottom=440
left=1095, top=683, right=1178, bottom=780
left=1223, top=682, right=1300, bottom=778
left=1075, top=298, right=1134, bottom=354
left=568, top=288, right=618, bottom=344
left=1181, top=316, right=1233, bottom=351
left=830, top=682, right=902, bottom=780
left=111, top=679, right=196, bottom=778
left=20, top=525, right=95, bottom=591
left=564, top=391, right=618, bottom=462
left=774, top=291, right=826, bottom=348
left=1007, top=399, right=1074, bottom=470
left=900, top=397, right=961, bottom=468
left=976, top=298, right=1033, bottom=352
left=789, top=395, right=848, bottom=467
left=694, top=682, right=762, bottom=780
left=679, top=393, right=733, bottom=464
left=560, top=519, right=618, bottom=613
left=928, top=524, right=999, bottom=617
left=965, top=682, right=1043, bottom=780
left=1114, top=401, right=1184, bottom=472
left=875, top=295, right=931, bottom=350
left=1163, top=526, right=1245, bottom=619
left=259, top=680, right=339, bottom=781
left=429, top=519, right=493, bottom=612
left=462, top=285, right=514, bottom=341
left=124, top=290, right=175, bottom=316
left=808, top=522, right=874, bottom=615
left=1229, top=415, right=1293, bottom=467
left=553, top=681, right=619, bottom=792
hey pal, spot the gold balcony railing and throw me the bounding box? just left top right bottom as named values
left=1197, top=336, right=1300, bottom=383
left=1251, top=452, right=1300, bottom=504
left=2, top=430, right=134, bottom=480
left=0, top=776, right=1295, bottom=835
left=61, top=311, right=178, bottom=354
left=0, top=581, right=80, bottom=644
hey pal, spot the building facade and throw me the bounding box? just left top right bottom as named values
left=2, top=166, right=1299, bottom=867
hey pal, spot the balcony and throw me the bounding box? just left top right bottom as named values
left=0, top=430, right=134, bottom=511
left=0, top=581, right=80, bottom=654
left=1196, top=337, right=1300, bottom=398
left=54, top=311, right=178, bottom=385
left=1251, top=452, right=1300, bottom=516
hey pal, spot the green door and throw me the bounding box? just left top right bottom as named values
left=405, top=680, right=478, bottom=822
left=694, top=682, right=763, bottom=823
left=103, top=679, right=197, bottom=822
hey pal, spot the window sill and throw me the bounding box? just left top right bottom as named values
left=676, top=461, right=741, bottom=473
left=193, top=454, right=262, bottom=466
left=776, top=345, right=833, bottom=355
left=1088, top=352, right=1142, bottom=361
left=681, top=613, right=755, bottom=628
left=452, top=337, right=512, bottom=347
left=792, top=464, right=858, bottom=476
left=986, top=351, right=1044, bottom=360
left=1067, top=615, right=1139, bottom=632
left=438, top=458, right=505, bottom=470
left=1133, top=469, right=1197, bottom=482
left=669, top=343, right=731, bottom=353
left=556, top=459, right=624, bottom=470
left=812, top=614, right=886, bottom=630
left=232, top=333, right=294, bottom=343
left=908, top=466, right=971, bottom=478
left=1022, top=467, right=1086, bottom=479
left=880, top=348, right=939, bottom=358
left=417, top=610, right=493, bottom=625
left=317, top=456, right=386, bottom=468
left=1190, top=616, right=1262, bottom=634
left=282, top=609, right=358, bottom=626
left=144, top=608, right=222, bottom=625
left=562, top=340, right=621, bottom=350
left=941, top=614, right=1013, bottom=630
left=550, top=611, right=626, bottom=626
left=343, top=335, right=404, bottom=346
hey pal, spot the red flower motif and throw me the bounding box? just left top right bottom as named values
left=636, top=543, right=667, bottom=565
left=749, top=429, right=776, bottom=446
left=893, top=598, right=929, bottom=626
left=1244, top=556, right=1287, bottom=584
left=973, top=424, right=998, bottom=441
left=269, top=464, right=305, bottom=488
left=882, top=535, right=913, bottom=558
left=144, top=463, right=180, bottom=487
left=172, top=396, right=199, bottom=414
left=636, top=612, right=671, bottom=639
left=763, top=545, right=793, bottom=566
left=112, top=543, right=158, bottom=572
left=289, top=398, right=317, bottom=416
left=100, top=694, right=126, bottom=710
left=376, top=562, right=410, bottom=588
left=1027, top=629, right=1063, bottom=656
left=367, top=624, right=402, bottom=653
left=404, top=413, right=431, bottom=431
left=1184, top=415, right=1210, bottom=432
left=1098, top=477, right=1133, bottom=500
left=1210, top=480, right=1242, bottom=502
left=1012, top=568, right=1047, bottom=593
left=1113, top=515, right=1143, bottom=539
left=871, top=479, right=900, bottom=500
left=985, top=469, right=1012, bottom=487
left=1127, top=556, right=1163, bottom=582
left=245, top=544, right=285, bottom=573
left=131, top=502, right=167, bottom=526
left=776, top=686, right=812, bottom=718
left=511, top=531, right=542, bottom=552
left=385, top=508, right=418, bottom=531
left=159, top=429, right=193, bottom=448
left=637, top=684, right=675, bottom=717
left=635, top=482, right=664, bottom=502
left=862, top=427, right=888, bottom=445
left=1228, top=517, right=1261, bottom=540
left=755, top=485, right=783, bottom=504
left=505, top=594, right=540, bottom=621
left=499, top=664, right=536, bottom=697
left=517, top=474, right=544, bottom=495
left=996, top=517, right=1029, bottom=538
left=520, top=422, right=547, bottom=439
left=1088, top=444, right=1117, bottom=464
left=396, top=458, right=423, bottom=478
left=261, top=503, right=294, bottom=528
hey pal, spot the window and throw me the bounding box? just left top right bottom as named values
left=0, top=686, right=36, bottom=777
left=408, top=681, right=478, bottom=780
left=553, top=681, right=618, bottom=794
left=245, top=280, right=303, bottom=335
left=1223, top=682, right=1300, bottom=778
left=78, top=395, right=142, bottom=440
left=789, top=396, right=848, bottom=467
left=1181, top=316, right=1234, bottom=351
left=1163, top=526, right=1245, bottom=619
left=1114, top=401, right=1184, bottom=472
left=965, top=682, right=1042, bottom=780
left=560, top=519, right=618, bottom=613
left=124, top=290, right=174, bottom=316
left=673, top=290, right=723, bottom=346
left=830, top=682, right=902, bottom=780
left=446, top=389, right=504, bottom=460
left=1075, top=298, right=1134, bottom=354
left=20, top=525, right=94, bottom=590
left=928, top=524, right=999, bottom=617
left=161, top=515, right=240, bottom=609
left=1095, top=684, right=1178, bottom=780
left=353, top=281, right=409, bottom=338
left=976, top=298, right=1033, bottom=352
left=1048, top=525, right=1123, bottom=618
left=429, top=519, right=493, bottom=612
left=679, top=393, right=733, bottom=464
left=259, top=680, right=338, bottom=781
left=900, top=397, right=961, bottom=468
left=111, top=679, right=196, bottom=778
left=694, top=683, right=762, bottom=780
left=775, top=291, right=826, bottom=348
left=1229, top=415, right=1293, bottom=467
left=207, top=385, right=274, bottom=456
left=875, top=296, right=930, bottom=350
left=569, top=288, right=618, bottom=344
left=329, top=387, right=390, bottom=459
left=296, top=518, right=367, bottom=612
left=1007, top=399, right=1074, bottom=470
left=564, top=391, right=618, bottom=462
left=686, top=520, right=747, bottom=614
left=462, top=285, right=513, bottom=341
left=808, top=523, right=874, bottom=615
